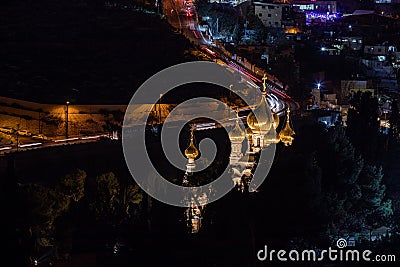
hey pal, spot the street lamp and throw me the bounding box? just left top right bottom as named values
left=65, top=101, right=70, bottom=139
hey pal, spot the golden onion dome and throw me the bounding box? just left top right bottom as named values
left=228, top=117, right=246, bottom=143
left=246, top=111, right=257, bottom=131
left=185, top=128, right=199, bottom=160
left=246, top=94, right=273, bottom=133
left=278, top=109, right=295, bottom=146
left=273, top=113, right=280, bottom=129
left=246, top=127, right=253, bottom=136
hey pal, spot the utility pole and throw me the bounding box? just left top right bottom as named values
left=158, top=94, right=163, bottom=125
left=16, top=123, right=19, bottom=152
left=38, top=111, right=41, bottom=134
left=65, top=101, right=70, bottom=139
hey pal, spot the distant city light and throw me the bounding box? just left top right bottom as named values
left=305, top=12, right=339, bottom=25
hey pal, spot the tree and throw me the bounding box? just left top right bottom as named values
left=347, top=92, right=384, bottom=164
left=388, top=99, right=400, bottom=146
left=59, top=169, right=86, bottom=202
left=89, top=172, right=143, bottom=222
left=385, top=99, right=400, bottom=186
left=317, top=125, right=364, bottom=232
left=317, top=125, right=391, bottom=233
left=194, top=0, right=211, bottom=17
left=123, top=184, right=143, bottom=216
left=90, top=172, right=120, bottom=222
left=20, top=184, right=70, bottom=249
left=358, top=165, right=393, bottom=226
left=246, top=11, right=267, bottom=44
left=232, top=23, right=243, bottom=44
left=282, top=124, right=392, bottom=236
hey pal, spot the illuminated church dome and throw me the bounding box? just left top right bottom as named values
left=273, top=113, right=280, bottom=129
left=229, top=114, right=246, bottom=143
left=246, top=127, right=253, bottom=137
left=278, top=109, right=295, bottom=146
left=246, top=94, right=274, bottom=133
left=185, top=128, right=199, bottom=160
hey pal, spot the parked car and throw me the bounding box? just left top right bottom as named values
left=17, top=130, right=32, bottom=136
left=32, top=134, right=47, bottom=140
left=0, top=126, right=15, bottom=134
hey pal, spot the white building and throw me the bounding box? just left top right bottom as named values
left=336, top=36, right=363, bottom=51
left=254, top=2, right=292, bottom=28
left=290, top=0, right=337, bottom=13
left=361, top=59, right=396, bottom=79
left=364, top=45, right=396, bottom=56
left=314, top=1, right=337, bottom=14
left=310, top=88, right=321, bottom=108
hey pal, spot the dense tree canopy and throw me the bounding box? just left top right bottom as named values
left=89, top=172, right=121, bottom=222
left=265, top=122, right=393, bottom=243
left=59, top=169, right=86, bottom=202
left=347, top=92, right=384, bottom=164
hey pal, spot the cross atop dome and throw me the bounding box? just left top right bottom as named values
left=262, top=74, right=268, bottom=94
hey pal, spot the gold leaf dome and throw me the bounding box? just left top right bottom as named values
left=246, top=127, right=253, bottom=136
left=228, top=117, right=246, bottom=143
left=246, top=94, right=273, bottom=133
left=185, top=129, right=199, bottom=160
left=279, top=109, right=295, bottom=146
left=273, top=113, right=280, bottom=129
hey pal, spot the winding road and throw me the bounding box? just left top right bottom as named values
left=163, top=0, right=300, bottom=114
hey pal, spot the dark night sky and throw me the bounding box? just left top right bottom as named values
left=0, top=1, right=192, bottom=104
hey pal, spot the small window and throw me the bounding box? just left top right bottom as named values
left=275, top=22, right=279, bottom=25
left=262, top=6, right=265, bottom=9
left=259, top=13, right=262, bottom=17
left=268, top=14, right=271, bottom=17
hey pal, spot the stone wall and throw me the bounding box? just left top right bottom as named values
left=0, top=96, right=127, bottom=137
